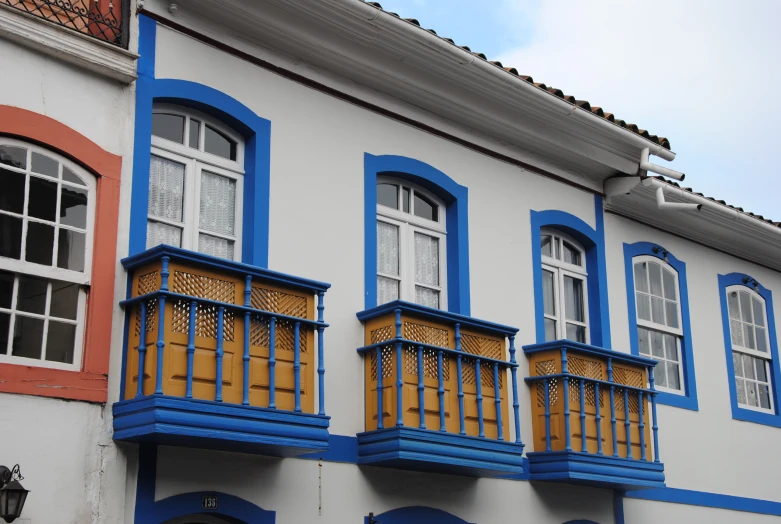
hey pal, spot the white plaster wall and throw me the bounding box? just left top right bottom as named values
left=155, top=446, right=615, bottom=524
left=624, top=498, right=781, bottom=524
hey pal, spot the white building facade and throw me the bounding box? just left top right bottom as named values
left=2, top=1, right=781, bottom=523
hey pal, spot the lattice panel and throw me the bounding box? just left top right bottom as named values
left=371, top=325, right=394, bottom=344
left=172, top=301, right=235, bottom=341
left=250, top=286, right=307, bottom=318
left=403, top=322, right=449, bottom=347
left=535, top=360, right=558, bottom=407
left=249, top=316, right=307, bottom=353
left=568, top=378, right=604, bottom=407
left=403, top=346, right=451, bottom=380
left=172, top=271, right=236, bottom=303
left=613, top=387, right=639, bottom=413
left=535, top=360, right=557, bottom=376
left=460, top=333, right=503, bottom=360
left=370, top=346, right=394, bottom=380
left=137, top=271, right=159, bottom=295
left=133, top=299, right=157, bottom=336
left=569, top=356, right=604, bottom=380
left=613, top=366, right=644, bottom=388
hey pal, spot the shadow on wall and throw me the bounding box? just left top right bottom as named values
left=358, top=466, right=478, bottom=510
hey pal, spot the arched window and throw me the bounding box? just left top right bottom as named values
left=0, top=139, right=95, bottom=369
left=376, top=178, right=446, bottom=309
left=633, top=256, right=684, bottom=392
left=541, top=228, right=589, bottom=342
left=727, top=285, right=773, bottom=412
left=148, top=104, right=244, bottom=260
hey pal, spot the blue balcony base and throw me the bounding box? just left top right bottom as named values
left=527, top=451, right=665, bottom=490
left=113, top=396, right=330, bottom=457
left=356, top=427, right=525, bottom=477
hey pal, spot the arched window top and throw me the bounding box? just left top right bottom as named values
left=727, top=284, right=770, bottom=357
left=541, top=228, right=586, bottom=271
left=377, top=177, right=446, bottom=228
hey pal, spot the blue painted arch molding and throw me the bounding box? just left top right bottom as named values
left=530, top=197, right=611, bottom=347
left=154, top=492, right=276, bottom=524
left=364, top=154, right=470, bottom=314
left=366, top=506, right=474, bottom=524
left=623, top=242, right=699, bottom=411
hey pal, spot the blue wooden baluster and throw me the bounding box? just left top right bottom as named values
left=136, top=302, right=147, bottom=398
left=638, top=391, right=646, bottom=461
left=624, top=387, right=631, bottom=459
left=242, top=275, right=251, bottom=406
left=417, top=345, right=425, bottom=429
left=455, top=323, right=466, bottom=436
left=608, top=358, right=618, bottom=457
left=317, top=292, right=325, bottom=416
left=650, top=367, right=661, bottom=463
left=509, top=336, right=522, bottom=445
left=185, top=300, right=197, bottom=399
left=268, top=315, right=276, bottom=409
left=294, top=321, right=301, bottom=413
left=154, top=256, right=169, bottom=395
left=376, top=345, right=384, bottom=430
left=394, top=309, right=403, bottom=427
left=438, top=349, right=445, bottom=432
left=544, top=378, right=552, bottom=451
left=561, top=347, right=571, bottom=451
left=595, top=382, right=603, bottom=455
left=493, top=363, right=503, bottom=441
left=215, top=306, right=224, bottom=402
left=580, top=378, right=587, bottom=452
left=475, top=358, right=485, bottom=438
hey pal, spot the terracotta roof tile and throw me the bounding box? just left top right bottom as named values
left=362, top=1, right=672, bottom=150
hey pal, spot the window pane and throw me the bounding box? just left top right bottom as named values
left=50, top=282, right=79, bottom=320
left=752, top=298, right=765, bottom=327
left=664, top=334, right=678, bottom=361
left=542, top=270, right=555, bottom=316
left=563, top=276, right=584, bottom=322
left=377, top=276, right=399, bottom=305
left=756, top=328, right=768, bottom=353
left=62, top=166, right=86, bottom=186
left=0, top=270, right=13, bottom=309
left=31, top=152, right=58, bottom=179
left=634, top=262, right=648, bottom=293
left=57, top=230, right=86, bottom=272
left=541, top=235, right=553, bottom=258
left=739, top=291, right=752, bottom=323
left=189, top=119, right=200, bottom=149
left=413, top=192, right=438, bottom=221
left=17, top=275, right=47, bottom=314
left=636, top=292, right=651, bottom=321
left=198, top=233, right=234, bottom=260
left=204, top=125, right=237, bottom=161
left=736, top=378, right=746, bottom=404
left=728, top=291, right=741, bottom=320
left=759, top=384, right=771, bottom=410
left=0, top=312, right=8, bottom=353
left=730, top=319, right=744, bottom=347
left=656, top=360, right=668, bottom=388
left=756, top=359, right=768, bottom=382
left=25, top=222, right=54, bottom=265
left=650, top=329, right=665, bottom=358
left=147, top=221, right=182, bottom=249
left=152, top=113, right=185, bottom=143
left=662, top=269, right=677, bottom=300
left=648, top=262, right=663, bottom=297
left=666, top=362, right=680, bottom=390
left=637, top=327, right=650, bottom=356
left=45, top=321, right=76, bottom=364
left=414, top=233, right=439, bottom=286
left=28, top=176, right=57, bottom=222
left=415, top=286, right=439, bottom=309
left=746, top=381, right=759, bottom=407
left=650, top=296, right=664, bottom=325
left=665, top=300, right=679, bottom=329
left=743, top=324, right=756, bottom=350
left=402, top=187, right=410, bottom=213
left=562, top=241, right=581, bottom=266
left=199, top=171, right=236, bottom=236
left=377, top=183, right=398, bottom=210
left=742, top=354, right=756, bottom=380
left=377, top=221, right=400, bottom=276
left=566, top=323, right=586, bottom=343
left=60, top=186, right=88, bottom=229
left=148, top=155, right=185, bottom=222
left=0, top=168, right=25, bottom=214
left=11, top=315, right=44, bottom=359
left=0, top=145, right=26, bottom=169
left=544, top=318, right=556, bottom=342
left=733, top=351, right=743, bottom=377
left=0, top=215, right=22, bottom=259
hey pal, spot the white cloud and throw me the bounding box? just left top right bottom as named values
left=497, top=0, right=781, bottom=217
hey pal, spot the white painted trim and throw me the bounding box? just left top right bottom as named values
left=0, top=3, right=137, bottom=84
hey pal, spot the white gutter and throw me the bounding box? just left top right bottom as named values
left=643, top=178, right=781, bottom=236
left=343, top=0, right=677, bottom=162
left=640, top=148, right=684, bottom=181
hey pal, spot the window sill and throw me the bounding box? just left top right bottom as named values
left=0, top=363, right=107, bottom=403
left=732, top=405, right=781, bottom=428
left=0, top=3, right=138, bottom=84
left=654, top=390, right=698, bottom=411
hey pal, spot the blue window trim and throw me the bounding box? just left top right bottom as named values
left=623, top=242, right=699, bottom=411
left=365, top=506, right=474, bottom=524
left=130, top=14, right=271, bottom=267
left=718, top=272, right=781, bottom=428
left=530, top=195, right=611, bottom=347
left=364, top=153, right=470, bottom=314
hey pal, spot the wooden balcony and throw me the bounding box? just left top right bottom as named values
left=112, top=246, right=331, bottom=456
left=356, top=301, right=525, bottom=477
left=524, top=341, right=665, bottom=490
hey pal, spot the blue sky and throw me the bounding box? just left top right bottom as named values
left=375, top=0, right=781, bottom=219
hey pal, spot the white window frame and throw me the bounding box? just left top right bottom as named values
left=633, top=255, right=685, bottom=394
left=149, top=104, right=245, bottom=261
left=0, top=138, right=95, bottom=371
left=541, top=229, right=590, bottom=343
left=727, top=285, right=774, bottom=413
left=377, top=177, right=447, bottom=309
